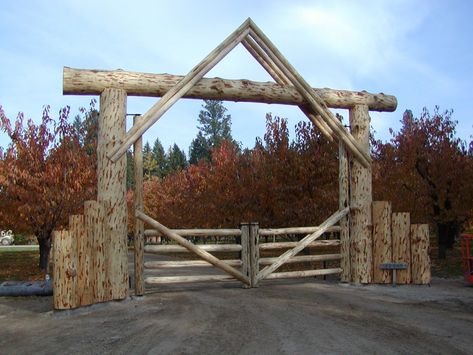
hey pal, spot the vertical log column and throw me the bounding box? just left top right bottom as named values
left=339, top=141, right=350, bottom=282
left=349, top=104, right=373, bottom=284
left=133, top=115, right=145, bottom=296
left=98, top=88, right=128, bottom=300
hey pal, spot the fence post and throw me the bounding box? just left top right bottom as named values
left=53, top=230, right=78, bottom=310
left=372, top=201, right=392, bottom=284
left=410, top=224, right=431, bottom=284
left=392, top=212, right=411, bottom=284
left=339, top=140, right=350, bottom=282
left=97, top=88, right=128, bottom=300
left=133, top=115, right=145, bottom=296
left=249, top=222, right=260, bottom=287
left=240, top=223, right=250, bottom=288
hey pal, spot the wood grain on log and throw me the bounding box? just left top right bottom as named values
left=392, top=213, right=411, bottom=284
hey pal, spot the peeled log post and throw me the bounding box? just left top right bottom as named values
left=133, top=115, right=144, bottom=296
left=53, top=230, right=78, bottom=310
left=372, top=201, right=392, bottom=284
left=63, top=67, right=397, bottom=112
left=349, top=104, right=373, bottom=284
left=97, top=88, right=128, bottom=300
left=339, top=141, right=350, bottom=282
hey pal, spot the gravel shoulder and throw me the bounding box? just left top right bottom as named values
left=0, top=253, right=472, bottom=354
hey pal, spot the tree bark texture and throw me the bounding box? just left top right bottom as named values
left=372, top=201, right=392, bottom=284
left=63, top=67, right=397, bottom=112
left=349, top=104, right=373, bottom=284
left=97, top=88, right=128, bottom=300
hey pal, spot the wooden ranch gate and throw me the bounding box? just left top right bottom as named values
left=52, top=18, right=429, bottom=310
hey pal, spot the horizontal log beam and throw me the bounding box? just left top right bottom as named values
left=145, top=228, right=241, bottom=237
left=259, top=240, right=340, bottom=251
left=264, top=268, right=342, bottom=280
left=145, top=244, right=242, bottom=254
left=64, top=67, right=397, bottom=112
left=259, top=226, right=340, bottom=236
left=144, top=259, right=242, bottom=268
left=258, top=254, right=341, bottom=266
left=145, top=275, right=235, bottom=285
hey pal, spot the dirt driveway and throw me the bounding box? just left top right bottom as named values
left=0, top=254, right=472, bottom=354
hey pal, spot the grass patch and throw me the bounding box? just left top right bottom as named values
left=0, top=251, right=44, bottom=281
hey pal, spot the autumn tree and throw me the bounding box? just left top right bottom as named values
left=373, top=107, right=473, bottom=258
left=0, top=105, right=96, bottom=271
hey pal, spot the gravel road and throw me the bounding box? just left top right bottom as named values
left=0, top=253, right=472, bottom=354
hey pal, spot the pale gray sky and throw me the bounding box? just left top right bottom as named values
left=1, top=0, right=472, bottom=152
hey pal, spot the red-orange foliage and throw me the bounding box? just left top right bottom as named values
left=137, top=114, right=338, bottom=231
left=0, top=106, right=96, bottom=270
left=373, top=107, right=473, bottom=258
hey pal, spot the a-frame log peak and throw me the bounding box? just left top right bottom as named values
left=64, top=17, right=395, bottom=167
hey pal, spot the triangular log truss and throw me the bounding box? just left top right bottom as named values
left=108, top=18, right=371, bottom=168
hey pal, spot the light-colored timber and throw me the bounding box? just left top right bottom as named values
left=144, top=259, right=242, bottom=269
left=70, top=215, right=93, bottom=306
left=339, top=140, right=350, bottom=282
left=108, top=19, right=251, bottom=162
left=53, top=230, right=77, bottom=310
left=259, top=254, right=341, bottom=266
left=97, top=88, right=128, bottom=300
left=144, top=228, right=241, bottom=237
left=410, top=224, right=431, bottom=284
left=349, top=104, right=373, bottom=284
left=247, top=20, right=371, bottom=168
left=249, top=222, right=260, bottom=287
left=259, top=226, right=340, bottom=236
left=264, top=268, right=342, bottom=280
left=259, top=240, right=340, bottom=250
left=63, top=67, right=397, bottom=112
left=240, top=223, right=250, bottom=287
left=133, top=115, right=144, bottom=296
left=84, top=201, right=107, bottom=302
left=392, top=213, right=411, bottom=284
left=136, top=210, right=249, bottom=285
left=145, top=244, right=242, bottom=253
left=257, top=208, right=349, bottom=282
left=145, top=275, right=236, bottom=285
left=372, top=201, right=392, bottom=284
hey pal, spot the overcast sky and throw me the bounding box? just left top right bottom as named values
left=1, top=0, right=472, bottom=152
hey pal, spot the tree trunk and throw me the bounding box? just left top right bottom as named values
left=37, top=235, right=51, bottom=272
left=437, top=221, right=459, bottom=259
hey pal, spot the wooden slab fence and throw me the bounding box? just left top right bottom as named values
left=411, top=224, right=431, bottom=284
left=392, top=213, right=411, bottom=284
left=372, top=201, right=392, bottom=284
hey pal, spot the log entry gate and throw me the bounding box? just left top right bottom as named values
left=54, top=18, right=404, bottom=309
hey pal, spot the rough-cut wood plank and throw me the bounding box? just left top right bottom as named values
left=145, top=260, right=242, bottom=269
left=372, top=201, right=392, bottom=284
left=109, top=19, right=251, bottom=162
left=339, top=140, right=350, bottom=282
left=265, top=268, right=342, bottom=280
left=258, top=226, right=340, bottom=236
left=259, top=254, right=341, bottom=266
left=144, top=228, right=241, bottom=237
left=259, top=240, right=340, bottom=250
left=257, top=208, right=349, bottom=282
left=411, top=224, right=431, bottom=284
left=53, top=230, right=78, bottom=310
left=240, top=223, right=250, bottom=287
left=349, top=104, right=373, bottom=284
left=133, top=115, right=144, bottom=296
left=145, top=244, right=242, bottom=253
left=146, top=275, right=236, bottom=285
left=249, top=222, right=260, bottom=287
left=137, top=210, right=250, bottom=285
left=84, top=201, right=107, bottom=303
left=392, top=213, right=411, bottom=284
left=63, top=67, right=397, bottom=112
left=70, top=215, right=93, bottom=306
left=247, top=20, right=371, bottom=168
left=97, top=88, right=128, bottom=300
